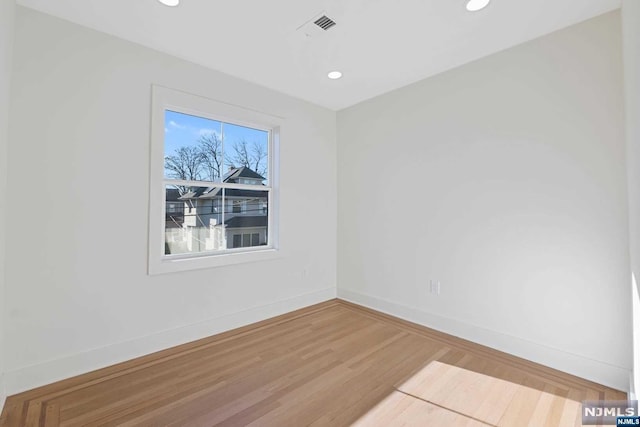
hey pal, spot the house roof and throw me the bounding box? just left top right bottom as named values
left=165, top=188, right=182, bottom=202
left=174, top=167, right=267, bottom=201
left=224, top=166, right=265, bottom=182
left=179, top=187, right=220, bottom=200
left=224, top=215, right=268, bottom=229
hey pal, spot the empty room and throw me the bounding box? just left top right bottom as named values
left=0, top=0, right=639, bottom=425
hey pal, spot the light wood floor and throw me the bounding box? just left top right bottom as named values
left=0, top=299, right=625, bottom=426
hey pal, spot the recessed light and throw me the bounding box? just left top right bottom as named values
left=158, top=0, right=180, bottom=6
left=466, top=0, right=490, bottom=12
left=327, top=71, right=343, bottom=80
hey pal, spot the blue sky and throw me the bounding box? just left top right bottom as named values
left=164, top=110, right=268, bottom=179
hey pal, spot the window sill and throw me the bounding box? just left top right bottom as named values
left=148, top=247, right=281, bottom=275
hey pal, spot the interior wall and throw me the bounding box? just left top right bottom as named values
left=0, top=0, right=16, bottom=408
left=5, top=7, right=337, bottom=394
left=337, top=11, right=631, bottom=390
left=622, top=0, right=640, bottom=398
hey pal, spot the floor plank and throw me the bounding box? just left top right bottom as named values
left=0, top=299, right=626, bottom=426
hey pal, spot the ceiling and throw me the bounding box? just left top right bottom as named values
left=17, top=0, right=621, bottom=110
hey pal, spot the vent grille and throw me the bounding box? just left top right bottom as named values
left=313, top=15, right=336, bottom=31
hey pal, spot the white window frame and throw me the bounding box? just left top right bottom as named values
left=148, top=85, right=281, bottom=274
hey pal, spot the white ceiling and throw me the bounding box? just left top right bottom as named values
left=16, top=0, right=621, bottom=110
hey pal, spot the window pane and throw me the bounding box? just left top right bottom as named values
left=223, top=123, right=269, bottom=185
left=224, top=188, right=269, bottom=250
left=165, top=186, right=269, bottom=255
left=164, top=185, right=225, bottom=255
left=164, top=110, right=223, bottom=182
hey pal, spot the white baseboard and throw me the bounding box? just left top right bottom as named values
left=338, top=288, right=630, bottom=392
left=4, top=286, right=337, bottom=395
left=0, top=373, right=5, bottom=414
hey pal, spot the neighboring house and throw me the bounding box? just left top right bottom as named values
left=165, top=188, right=184, bottom=228
left=164, top=167, right=268, bottom=254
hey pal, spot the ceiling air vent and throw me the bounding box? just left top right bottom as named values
left=297, top=12, right=337, bottom=38
left=313, top=15, right=336, bottom=31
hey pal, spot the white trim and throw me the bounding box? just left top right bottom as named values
left=0, top=374, right=5, bottom=414
left=268, top=127, right=280, bottom=249
left=149, top=85, right=281, bottom=274
left=338, top=289, right=631, bottom=391
left=3, top=287, right=336, bottom=395
left=631, top=273, right=640, bottom=399
left=155, top=248, right=281, bottom=274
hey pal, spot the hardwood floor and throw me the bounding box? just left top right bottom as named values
left=0, top=299, right=625, bottom=426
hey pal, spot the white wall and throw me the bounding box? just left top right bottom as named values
left=4, top=7, right=337, bottom=394
left=0, top=0, right=16, bottom=409
left=338, top=11, right=631, bottom=390
left=622, top=0, right=640, bottom=398
left=3, top=3, right=632, bottom=398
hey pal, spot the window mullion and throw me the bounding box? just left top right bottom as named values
left=221, top=121, right=225, bottom=180
left=163, top=179, right=271, bottom=191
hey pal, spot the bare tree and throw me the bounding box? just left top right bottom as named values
left=165, top=137, right=267, bottom=190
left=250, top=141, right=267, bottom=176
left=198, top=133, right=223, bottom=181
left=227, top=139, right=267, bottom=177
left=229, top=139, right=250, bottom=169
left=164, top=146, right=203, bottom=194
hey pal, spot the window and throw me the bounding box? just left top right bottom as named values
left=230, top=233, right=261, bottom=248
left=149, top=86, right=280, bottom=274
